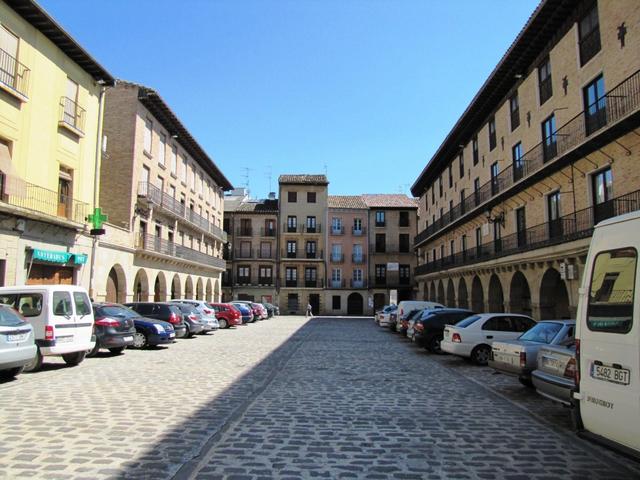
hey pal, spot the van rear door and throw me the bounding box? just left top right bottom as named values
left=51, top=290, right=75, bottom=345
left=72, top=290, right=93, bottom=345
left=579, top=246, right=639, bottom=453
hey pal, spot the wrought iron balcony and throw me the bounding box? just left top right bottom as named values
left=283, top=223, right=301, bottom=233
left=350, top=279, right=367, bottom=288
left=330, top=279, right=345, bottom=288
left=415, top=189, right=640, bottom=277
left=257, top=250, right=275, bottom=259
left=352, top=254, right=365, bottom=264
left=136, top=234, right=226, bottom=269
left=0, top=173, right=88, bottom=224
left=415, top=69, right=640, bottom=248
left=352, top=226, right=366, bottom=236
left=303, top=224, right=322, bottom=234
left=59, top=96, right=86, bottom=134
left=261, top=227, right=276, bottom=237
left=330, top=253, right=344, bottom=263
left=330, top=226, right=344, bottom=235
left=0, top=47, right=29, bottom=99
left=236, top=227, right=253, bottom=237
left=234, top=248, right=253, bottom=259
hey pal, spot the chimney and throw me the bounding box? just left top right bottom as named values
left=268, top=192, right=276, bottom=200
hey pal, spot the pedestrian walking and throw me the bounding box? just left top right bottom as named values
left=306, top=303, right=313, bottom=317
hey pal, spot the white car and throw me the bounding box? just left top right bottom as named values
left=377, top=305, right=397, bottom=327
left=169, top=299, right=219, bottom=330
left=441, top=313, right=537, bottom=365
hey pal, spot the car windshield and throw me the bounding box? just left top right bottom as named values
left=97, top=305, right=139, bottom=319
left=0, top=306, right=26, bottom=327
left=455, top=315, right=481, bottom=328
left=519, top=322, right=563, bottom=343
left=176, top=304, right=197, bottom=313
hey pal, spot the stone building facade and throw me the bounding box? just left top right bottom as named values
left=411, top=0, right=640, bottom=320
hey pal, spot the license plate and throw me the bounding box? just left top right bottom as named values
left=7, top=333, right=27, bottom=342
left=591, top=363, right=630, bottom=385
left=56, top=335, right=73, bottom=344
left=123, top=336, right=133, bottom=342
left=542, top=356, right=563, bottom=371
left=169, top=333, right=175, bottom=338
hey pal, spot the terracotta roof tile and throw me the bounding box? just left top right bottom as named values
left=361, top=194, right=418, bottom=208
left=226, top=199, right=278, bottom=214
left=278, top=174, right=329, bottom=185
left=327, top=195, right=367, bottom=209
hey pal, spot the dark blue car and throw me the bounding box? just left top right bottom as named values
left=231, top=303, right=252, bottom=324
left=93, top=303, right=175, bottom=348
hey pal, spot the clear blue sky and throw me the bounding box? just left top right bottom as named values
left=40, top=0, right=538, bottom=198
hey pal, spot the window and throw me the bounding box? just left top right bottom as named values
left=488, top=116, right=496, bottom=151
left=0, top=26, right=19, bottom=90
left=181, top=154, right=187, bottom=183
left=592, top=167, right=613, bottom=223
left=287, top=215, right=297, bottom=233
left=538, top=56, right=552, bottom=104
left=399, top=211, right=409, bottom=227
left=460, top=189, right=466, bottom=214
left=143, top=118, right=153, bottom=154
left=541, top=114, right=557, bottom=162
left=579, top=2, right=601, bottom=66
left=306, top=240, right=316, bottom=258
left=332, top=268, right=341, bottom=282
left=331, top=244, right=342, bottom=262
left=288, top=191, right=297, bottom=203
left=332, top=296, right=341, bottom=310
left=459, top=152, right=464, bottom=179
left=461, top=235, right=467, bottom=255
left=431, top=185, right=435, bottom=204
left=53, top=291, right=72, bottom=316
left=307, top=192, right=316, bottom=203
left=157, top=133, right=166, bottom=167
left=473, top=178, right=480, bottom=206
left=237, top=266, right=251, bottom=283
left=490, top=162, right=499, bottom=196
left=285, top=267, right=297, bottom=286
left=170, top=146, right=177, bottom=174
left=0, top=293, right=43, bottom=317
left=306, top=216, right=316, bottom=232
left=509, top=92, right=520, bottom=131
left=547, top=191, right=562, bottom=238
left=516, top=207, right=527, bottom=247
left=375, top=234, right=386, bottom=253
left=588, top=248, right=636, bottom=333
left=512, top=142, right=523, bottom=182
left=305, top=267, right=317, bottom=287
left=472, top=135, right=479, bottom=165
left=286, top=240, right=297, bottom=258
left=399, top=265, right=410, bottom=284
left=584, top=74, right=606, bottom=135
left=482, top=316, right=512, bottom=332
left=450, top=240, right=455, bottom=258
left=353, top=268, right=363, bottom=283
left=375, top=264, right=386, bottom=283
left=141, top=165, right=150, bottom=185
left=475, top=227, right=482, bottom=253
left=353, top=218, right=363, bottom=233
left=259, top=266, right=272, bottom=284
left=399, top=234, right=410, bottom=253
left=448, top=164, right=453, bottom=188
left=375, top=211, right=385, bottom=227
left=332, top=217, right=343, bottom=234
left=439, top=176, right=443, bottom=197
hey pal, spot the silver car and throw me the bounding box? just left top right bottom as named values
left=489, top=320, right=575, bottom=386
left=531, top=343, right=577, bottom=406
left=0, top=305, right=37, bottom=379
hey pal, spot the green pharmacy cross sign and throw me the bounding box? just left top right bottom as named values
left=87, top=207, right=108, bottom=236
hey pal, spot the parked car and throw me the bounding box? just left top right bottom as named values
left=531, top=343, right=577, bottom=406
left=262, top=303, right=278, bottom=317
left=231, top=303, right=253, bottom=324
left=169, top=301, right=219, bottom=333
left=413, top=308, right=475, bottom=353
left=397, top=309, right=421, bottom=334
left=88, top=303, right=137, bottom=356
left=94, top=303, right=174, bottom=349
left=441, top=313, right=537, bottom=365
left=406, top=304, right=447, bottom=339
left=377, top=305, right=397, bottom=327
left=253, top=302, right=269, bottom=320
left=0, top=304, right=36, bottom=379
left=171, top=303, right=205, bottom=337
left=124, top=302, right=187, bottom=338
left=397, top=300, right=444, bottom=322
left=388, top=312, right=398, bottom=331
left=0, top=285, right=94, bottom=372
left=489, top=320, right=575, bottom=385
left=210, top=303, right=242, bottom=329
left=233, top=301, right=261, bottom=322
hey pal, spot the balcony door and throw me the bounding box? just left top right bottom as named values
left=0, top=26, right=18, bottom=88
left=57, top=168, right=72, bottom=219
left=592, top=167, right=613, bottom=224
left=584, top=74, right=606, bottom=136
left=516, top=207, right=527, bottom=247
left=547, top=191, right=562, bottom=239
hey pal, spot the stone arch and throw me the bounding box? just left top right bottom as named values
left=196, top=277, right=204, bottom=300
left=206, top=279, right=213, bottom=302
left=471, top=276, right=484, bottom=313
left=437, top=280, right=445, bottom=305
left=347, top=292, right=364, bottom=315
left=428, top=282, right=435, bottom=302
left=105, top=264, right=126, bottom=303
left=510, top=271, right=532, bottom=316
left=153, top=271, right=167, bottom=302
left=171, top=274, right=181, bottom=300
left=458, top=277, right=469, bottom=309
left=488, top=274, right=505, bottom=313
left=185, top=276, right=194, bottom=299
left=422, top=283, right=428, bottom=301
left=133, top=269, right=149, bottom=302
left=446, top=279, right=455, bottom=307
left=539, top=268, right=570, bottom=320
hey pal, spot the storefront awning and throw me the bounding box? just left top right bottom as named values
left=30, top=248, right=87, bottom=265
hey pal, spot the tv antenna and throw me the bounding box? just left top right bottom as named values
left=241, top=167, right=253, bottom=193
left=265, top=165, right=273, bottom=194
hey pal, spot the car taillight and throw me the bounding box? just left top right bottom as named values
left=574, top=339, right=580, bottom=384
left=564, top=357, right=577, bottom=380
left=168, top=313, right=180, bottom=324
left=189, top=314, right=197, bottom=321
left=415, top=323, right=423, bottom=332
left=95, top=317, right=120, bottom=327
left=452, top=333, right=461, bottom=343
left=519, top=351, right=526, bottom=369
left=45, top=325, right=54, bottom=341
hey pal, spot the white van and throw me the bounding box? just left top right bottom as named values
left=572, top=210, right=640, bottom=458
left=0, top=285, right=94, bottom=372
left=397, top=300, right=444, bottom=320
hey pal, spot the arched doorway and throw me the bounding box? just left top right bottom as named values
left=153, top=272, right=167, bottom=302
left=437, top=280, right=445, bottom=305
left=206, top=279, right=213, bottom=302
left=488, top=274, right=504, bottom=313
left=171, top=274, right=181, bottom=299
left=539, top=268, right=570, bottom=319
left=133, top=269, right=149, bottom=302
left=196, top=278, right=204, bottom=300
left=185, top=276, right=194, bottom=299
left=422, top=283, right=428, bottom=301
left=471, top=276, right=484, bottom=313
left=105, top=264, right=126, bottom=303
left=373, top=293, right=386, bottom=311
left=458, top=277, right=468, bottom=309
left=347, top=293, right=364, bottom=315
left=510, top=271, right=532, bottom=315
left=214, top=279, right=220, bottom=302
left=428, top=282, right=435, bottom=301
left=446, top=279, right=455, bottom=307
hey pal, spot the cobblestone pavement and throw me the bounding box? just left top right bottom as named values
left=1, top=317, right=639, bottom=480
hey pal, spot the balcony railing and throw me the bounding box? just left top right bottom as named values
left=0, top=173, right=88, bottom=223
left=136, top=234, right=226, bottom=269
left=284, top=223, right=301, bottom=233
left=352, top=254, right=365, bottom=264
left=415, top=69, right=640, bottom=248
left=330, top=279, right=345, bottom=288
left=416, top=189, right=640, bottom=277
left=257, top=250, right=275, bottom=259
left=352, top=226, right=366, bottom=236
left=137, top=182, right=226, bottom=242
left=330, top=226, right=344, bottom=235
left=59, top=96, right=86, bottom=134
left=0, top=47, right=29, bottom=98
left=235, top=249, right=252, bottom=259
left=261, top=227, right=276, bottom=237
left=330, top=253, right=344, bottom=263
left=350, top=279, right=367, bottom=288
left=235, top=277, right=251, bottom=285
left=285, top=280, right=298, bottom=288
left=236, top=227, right=253, bottom=236
left=258, top=278, right=273, bottom=286
left=303, top=224, right=322, bottom=233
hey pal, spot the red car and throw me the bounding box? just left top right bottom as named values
left=209, top=303, right=242, bottom=329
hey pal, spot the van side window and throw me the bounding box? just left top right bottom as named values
left=0, top=294, right=43, bottom=317
left=587, top=247, right=636, bottom=334
left=53, top=292, right=72, bottom=316
left=73, top=292, right=91, bottom=316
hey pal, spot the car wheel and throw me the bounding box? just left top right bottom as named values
left=23, top=347, right=43, bottom=373
left=0, top=366, right=24, bottom=379
left=86, top=339, right=101, bottom=358
left=109, top=346, right=126, bottom=355
left=518, top=377, right=534, bottom=388
left=185, top=325, right=194, bottom=338
left=427, top=334, right=444, bottom=354
left=471, top=345, right=491, bottom=365
left=218, top=318, right=227, bottom=329
left=132, top=332, right=147, bottom=348
left=62, top=351, right=86, bottom=366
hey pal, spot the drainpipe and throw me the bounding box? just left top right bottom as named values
left=88, top=82, right=107, bottom=299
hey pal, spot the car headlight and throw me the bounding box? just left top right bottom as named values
left=154, top=324, right=165, bottom=333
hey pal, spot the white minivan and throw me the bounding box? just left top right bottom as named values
left=397, top=300, right=444, bottom=321
left=0, top=285, right=94, bottom=372
left=572, top=210, right=640, bottom=458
